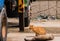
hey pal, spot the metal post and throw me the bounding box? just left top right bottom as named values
left=19, top=13, right=24, bottom=32
left=18, top=0, right=24, bottom=32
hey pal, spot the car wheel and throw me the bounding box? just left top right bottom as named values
left=0, top=13, right=7, bottom=41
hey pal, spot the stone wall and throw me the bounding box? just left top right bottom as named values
left=31, top=1, right=60, bottom=19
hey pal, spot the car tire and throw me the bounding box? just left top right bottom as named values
left=0, top=8, right=7, bottom=41
left=24, top=17, right=30, bottom=27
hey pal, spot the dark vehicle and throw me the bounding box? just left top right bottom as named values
left=6, top=0, right=30, bottom=27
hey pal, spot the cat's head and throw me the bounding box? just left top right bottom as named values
left=29, top=25, right=33, bottom=29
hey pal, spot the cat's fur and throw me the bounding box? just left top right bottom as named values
left=29, top=25, right=46, bottom=35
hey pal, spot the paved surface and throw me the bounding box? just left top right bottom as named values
left=7, top=18, right=60, bottom=41
left=7, top=33, right=35, bottom=41
left=7, top=32, right=60, bottom=41
left=30, top=20, right=60, bottom=28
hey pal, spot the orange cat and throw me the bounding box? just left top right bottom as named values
left=29, top=25, right=46, bottom=35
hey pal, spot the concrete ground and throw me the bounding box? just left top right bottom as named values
left=7, top=18, right=60, bottom=41
left=7, top=32, right=60, bottom=41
